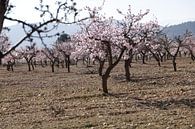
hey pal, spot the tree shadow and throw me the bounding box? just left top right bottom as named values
left=59, top=94, right=103, bottom=101
left=130, top=76, right=164, bottom=83
left=112, top=71, right=195, bottom=86
left=112, top=74, right=172, bottom=84
left=136, top=98, right=195, bottom=109
left=57, top=92, right=131, bottom=102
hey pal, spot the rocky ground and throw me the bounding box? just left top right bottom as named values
left=0, top=58, right=194, bottom=129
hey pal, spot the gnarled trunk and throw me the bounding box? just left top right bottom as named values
left=0, top=0, right=8, bottom=34
left=7, top=61, right=14, bottom=71
left=98, top=60, right=105, bottom=76
left=51, top=63, right=55, bottom=72
left=0, top=58, right=2, bottom=65
left=102, top=74, right=109, bottom=94
left=160, top=55, right=164, bottom=62
left=31, top=60, right=35, bottom=70
left=190, top=50, right=195, bottom=61
left=0, top=51, right=3, bottom=65
left=66, top=55, right=70, bottom=73
left=27, top=61, right=31, bottom=71
left=141, top=53, right=146, bottom=64
left=124, top=59, right=131, bottom=81
left=101, top=48, right=125, bottom=94
left=172, top=57, right=177, bottom=71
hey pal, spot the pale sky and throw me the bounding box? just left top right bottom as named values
left=4, top=0, right=195, bottom=26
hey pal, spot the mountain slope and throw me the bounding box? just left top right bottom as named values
left=6, top=23, right=80, bottom=47
left=5, top=21, right=195, bottom=48
left=163, top=21, right=195, bottom=37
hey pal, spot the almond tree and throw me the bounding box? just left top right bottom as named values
left=136, top=43, right=150, bottom=64
left=34, top=49, right=48, bottom=67
left=138, top=21, right=162, bottom=67
left=55, top=41, right=73, bottom=72
left=3, top=52, right=16, bottom=71
left=73, top=8, right=127, bottom=93
left=55, top=33, right=73, bottom=72
left=41, top=47, right=60, bottom=73
left=0, top=33, right=10, bottom=65
left=182, top=34, right=195, bottom=61
left=70, top=34, right=92, bottom=67
left=117, top=6, right=150, bottom=81
left=160, top=31, right=192, bottom=71
left=17, top=43, right=38, bottom=71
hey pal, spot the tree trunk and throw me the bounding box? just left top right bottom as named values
left=27, top=62, right=31, bottom=71
left=44, top=60, right=47, bottom=66
left=100, top=47, right=125, bottom=94
left=150, top=50, right=161, bottom=67
left=163, top=54, right=166, bottom=62
left=153, top=55, right=160, bottom=66
left=160, top=55, right=164, bottom=62
left=51, top=62, right=55, bottom=72
left=172, top=57, right=177, bottom=71
left=141, top=52, right=146, bottom=64
left=82, top=57, right=85, bottom=65
left=33, top=60, right=37, bottom=67
left=56, top=58, right=60, bottom=68
left=191, top=55, right=195, bottom=61
left=179, top=51, right=182, bottom=57
left=157, top=59, right=161, bottom=67
left=67, top=55, right=70, bottom=73
left=6, top=61, right=10, bottom=71
left=41, top=60, right=44, bottom=67
left=75, top=59, right=78, bottom=67
left=135, top=55, right=138, bottom=62
left=102, top=74, right=109, bottom=94
left=190, top=50, right=195, bottom=61
left=166, top=53, right=171, bottom=60
left=124, top=59, right=131, bottom=81
left=10, top=62, right=13, bottom=71
left=0, top=51, right=3, bottom=65
left=0, top=58, right=2, bottom=65
left=98, top=60, right=105, bottom=76
left=101, top=61, right=121, bottom=94
left=0, top=0, right=8, bottom=34
left=61, top=60, right=65, bottom=68
left=31, top=61, right=34, bottom=70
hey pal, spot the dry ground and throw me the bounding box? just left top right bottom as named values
left=0, top=58, right=194, bottom=129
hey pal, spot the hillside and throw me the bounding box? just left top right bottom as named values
left=163, top=21, right=195, bottom=37
left=5, top=21, right=195, bottom=47
left=5, top=23, right=80, bottom=47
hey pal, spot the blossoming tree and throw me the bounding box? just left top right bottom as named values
left=0, top=33, right=10, bottom=65
left=72, top=8, right=127, bottom=93
left=17, top=43, right=39, bottom=71
left=160, top=30, right=192, bottom=71
left=117, top=6, right=161, bottom=81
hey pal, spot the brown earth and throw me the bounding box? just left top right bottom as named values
left=0, top=58, right=194, bottom=129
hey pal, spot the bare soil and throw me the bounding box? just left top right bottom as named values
left=0, top=58, right=194, bottom=129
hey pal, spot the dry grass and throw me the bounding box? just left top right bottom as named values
left=0, top=58, right=194, bottom=129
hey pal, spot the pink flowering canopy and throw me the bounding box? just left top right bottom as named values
left=72, top=20, right=125, bottom=61
left=0, top=33, right=11, bottom=54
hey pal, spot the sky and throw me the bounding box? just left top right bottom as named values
left=4, top=0, right=195, bottom=26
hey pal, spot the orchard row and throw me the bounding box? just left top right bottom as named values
left=0, top=6, right=194, bottom=93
